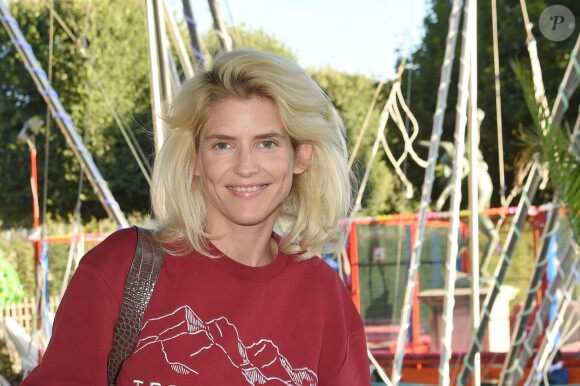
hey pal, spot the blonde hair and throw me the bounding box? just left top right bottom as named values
left=151, top=49, right=352, bottom=259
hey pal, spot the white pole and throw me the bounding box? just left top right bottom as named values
left=436, top=1, right=466, bottom=385
left=390, top=0, right=464, bottom=381
left=144, top=0, right=166, bottom=155
left=466, top=0, right=480, bottom=381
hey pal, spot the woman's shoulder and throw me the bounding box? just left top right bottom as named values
left=289, top=254, right=344, bottom=287
left=79, top=226, right=139, bottom=274
left=290, top=254, right=363, bottom=326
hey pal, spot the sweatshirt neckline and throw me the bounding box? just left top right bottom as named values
left=208, top=235, right=291, bottom=281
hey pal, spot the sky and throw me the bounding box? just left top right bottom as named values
left=169, top=0, right=428, bottom=80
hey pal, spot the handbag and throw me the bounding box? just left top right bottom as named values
left=106, top=226, right=165, bottom=386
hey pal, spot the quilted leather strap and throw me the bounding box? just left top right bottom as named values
left=106, top=226, right=164, bottom=385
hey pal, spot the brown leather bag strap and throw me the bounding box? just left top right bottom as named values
left=106, top=226, right=164, bottom=385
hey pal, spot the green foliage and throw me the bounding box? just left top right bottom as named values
left=0, top=0, right=153, bottom=228
left=512, top=61, right=580, bottom=243
left=0, top=250, right=24, bottom=306
left=0, top=338, right=19, bottom=381
left=402, top=0, right=580, bottom=207
left=0, top=233, right=34, bottom=299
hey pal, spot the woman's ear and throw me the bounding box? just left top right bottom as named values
left=293, top=143, right=313, bottom=174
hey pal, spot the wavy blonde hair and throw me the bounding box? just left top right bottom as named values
left=151, top=49, right=352, bottom=259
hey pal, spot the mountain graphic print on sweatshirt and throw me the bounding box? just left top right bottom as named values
left=133, top=305, right=318, bottom=385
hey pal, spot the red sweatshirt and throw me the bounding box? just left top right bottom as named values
left=23, top=228, right=370, bottom=385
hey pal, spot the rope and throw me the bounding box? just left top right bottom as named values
left=348, top=77, right=387, bottom=169
left=394, top=83, right=427, bottom=168
left=348, top=59, right=428, bottom=206
left=349, top=68, right=404, bottom=219
left=380, top=126, right=414, bottom=198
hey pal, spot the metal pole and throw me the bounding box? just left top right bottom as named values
left=459, top=162, right=542, bottom=385
left=163, top=0, right=194, bottom=79
left=144, top=0, right=168, bottom=154
left=435, top=2, right=466, bottom=385
left=467, top=1, right=480, bottom=383
left=155, top=1, right=174, bottom=105
left=519, top=0, right=551, bottom=134
left=512, top=239, right=577, bottom=385
left=500, top=205, right=559, bottom=385
left=207, top=0, right=232, bottom=51
left=524, top=244, right=579, bottom=386
left=491, top=0, right=507, bottom=207
left=506, top=27, right=580, bottom=386
left=181, top=0, right=206, bottom=68
left=391, top=0, right=463, bottom=382
left=0, top=3, right=129, bottom=228
left=551, top=35, right=580, bottom=130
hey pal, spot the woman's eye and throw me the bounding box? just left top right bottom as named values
left=260, top=140, right=276, bottom=149
left=214, top=142, right=230, bottom=150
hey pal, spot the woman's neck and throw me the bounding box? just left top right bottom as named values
left=208, top=226, right=277, bottom=267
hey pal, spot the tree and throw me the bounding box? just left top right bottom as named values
left=400, top=0, right=579, bottom=208
left=0, top=0, right=152, bottom=227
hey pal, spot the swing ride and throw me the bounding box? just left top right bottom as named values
left=1, top=0, right=579, bottom=385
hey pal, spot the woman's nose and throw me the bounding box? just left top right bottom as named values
left=234, top=148, right=259, bottom=177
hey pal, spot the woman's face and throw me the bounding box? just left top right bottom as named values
left=195, top=97, right=311, bottom=235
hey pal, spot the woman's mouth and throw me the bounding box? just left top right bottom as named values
left=227, top=184, right=268, bottom=193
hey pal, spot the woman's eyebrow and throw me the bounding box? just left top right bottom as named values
left=254, top=132, right=285, bottom=140
left=203, top=132, right=284, bottom=141
left=203, top=134, right=236, bottom=141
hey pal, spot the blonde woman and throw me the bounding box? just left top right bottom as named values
left=24, top=49, right=370, bottom=385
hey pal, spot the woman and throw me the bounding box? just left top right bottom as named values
left=23, top=49, right=370, bottom=385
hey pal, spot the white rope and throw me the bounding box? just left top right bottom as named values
left=349, top=61, right=408, bottom=219
left=348, top=76, right=388, bottom=169
left=393, top=86, right=428, bottom=168
left=380, top=135, right=414, bottom=198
